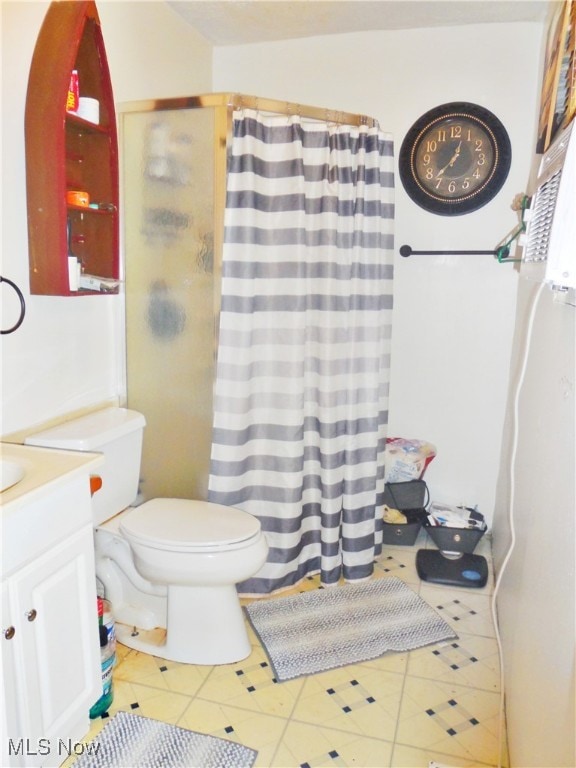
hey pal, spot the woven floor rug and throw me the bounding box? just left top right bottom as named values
left=245, top=576, right=457, bottom=682
left=73, top=711, right=258, bottom=768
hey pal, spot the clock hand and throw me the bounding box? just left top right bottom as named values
left=436, top=141, right=463, bottom=178
left=448, top=140, right=462, bottom=166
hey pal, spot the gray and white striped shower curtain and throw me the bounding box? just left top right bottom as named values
left=208, top=109, right=394, bottom=594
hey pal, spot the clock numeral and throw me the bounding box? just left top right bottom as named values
left=425, top=167, right=434, bottom=180
left=462, top=177, right=470, bottom=189
left=435, top=178, right=443, bottom=189
left=472, top=168, right=481, bottom=179
left=477, top=153, right=486, bottom=166
left=422, top=153, right=431, bottom=166
left=448, top=181, right=456, bottom=193
left=437, top=129, right=447, bottom=142
left=475, top=139, right=483, bottom=151
left=426, top=140, right=437, bottom=152
left=450, top=125, right=462, bottom=139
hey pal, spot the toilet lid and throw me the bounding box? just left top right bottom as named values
left=119, top=498, right=261, bottom=551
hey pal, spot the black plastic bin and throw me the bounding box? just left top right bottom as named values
left=424, top=523, right=485, bottom=554
left=382, top=480, right=429, bottom=545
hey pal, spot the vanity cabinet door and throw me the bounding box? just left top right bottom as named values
left=1, top=583, right=25, bottom=767
left=7, top=525, right=100, bottom=767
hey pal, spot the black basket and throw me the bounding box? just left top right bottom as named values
left=382, top=480, right=429, bottom=546
left=424, top=524, right=485, bottom=554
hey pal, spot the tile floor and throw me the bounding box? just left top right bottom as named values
left=75, top=533, right=507, bottom=768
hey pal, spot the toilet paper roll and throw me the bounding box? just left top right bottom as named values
left=77, top=97, right=99, bottom=125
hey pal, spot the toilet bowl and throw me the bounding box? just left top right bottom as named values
left=113, top=499, right=267, bottom=664
left=25, top=407, right=268, bottom=665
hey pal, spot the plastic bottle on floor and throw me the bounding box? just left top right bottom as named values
left=90, top=597, right=115, bottom=718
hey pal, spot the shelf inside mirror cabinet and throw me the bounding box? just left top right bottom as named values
left=25, top=1, right=119, bottom=295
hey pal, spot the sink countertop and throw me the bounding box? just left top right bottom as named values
left=0, top=442, right=103, bottom=513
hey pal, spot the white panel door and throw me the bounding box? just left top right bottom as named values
left=9, top=526, right=100, bottom=766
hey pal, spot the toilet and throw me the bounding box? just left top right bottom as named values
left=25, top=407, right=268, bottom=665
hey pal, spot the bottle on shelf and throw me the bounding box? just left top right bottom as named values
left=66, top=69, right=79, bottom=113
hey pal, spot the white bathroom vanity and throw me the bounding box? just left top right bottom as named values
left=1, top=443, right=103, bottom=767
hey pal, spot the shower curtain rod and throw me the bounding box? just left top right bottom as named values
left=117, top=92, right=378, bottom=128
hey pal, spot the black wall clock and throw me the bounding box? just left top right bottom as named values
left=399, top=102, right=512, bottom=216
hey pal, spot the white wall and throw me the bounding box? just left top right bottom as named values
left=214, top=26, right=576, bottom=765
left=4, top=5, right=572, bottom=763
left=493, top=276, right=576, bottom=768
left=0, top=0, right=212, bottom=436
left=213, top=23, right=543, bottom=525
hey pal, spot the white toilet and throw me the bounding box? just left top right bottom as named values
left=25, top=407, right=268, bottom=665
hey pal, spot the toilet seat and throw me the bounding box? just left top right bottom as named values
left=119, top=498, right=262, bottom=553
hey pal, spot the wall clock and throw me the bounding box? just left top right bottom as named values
left=399, top=102, right=512, bottom=216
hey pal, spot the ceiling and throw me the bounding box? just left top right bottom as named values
left=167, top=0, right=551, bottom=46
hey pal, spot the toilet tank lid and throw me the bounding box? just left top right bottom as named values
left=25, top=408, right=146, bottom=451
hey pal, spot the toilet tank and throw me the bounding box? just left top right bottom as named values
left=25, top=407, right=146, bottom=525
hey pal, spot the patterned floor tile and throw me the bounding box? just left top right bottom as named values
left=178, top=698, right=287, bottom=767
left=114, top=646, right=171, bottom=687
left=114, top=640, right=132, bottom=663
left=270, top=720, right=393, bottom=768
left=374, top=548, right=421, bottom=585
left=468, top=533, right=494, bottom=561
left=85, top=543, right=504, bottom=768
left=115, top=649, right=214, bottom=696
left=197, top=643, right=304, bottom=717
left=291, top=665, right=404, bottom=742
left=356, top=647, right=408, bottom=675
left=101, top=681, right=192, bottom=725
left=407, top=632, right=500, bottom=692
left=395, top=675, right=503, bottom=765
left=391, top=742, right=494, bottom=767
left=419, top=584, right=496, bottom=638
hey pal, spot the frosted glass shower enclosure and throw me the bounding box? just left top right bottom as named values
left=119, top=93, right=375, bottom=502
left=119, top=96, right=228, bottom=501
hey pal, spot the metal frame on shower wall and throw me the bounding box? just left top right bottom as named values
left=117, top=92, right=378, bottom=348
left=116, top=94, right=377, bottom=498
left=118, top=92, right=378, bottom=128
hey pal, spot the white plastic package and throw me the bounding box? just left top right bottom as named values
left=383, top=438, right=436, bottom=482
left=427, top=502, right=486, bottom=530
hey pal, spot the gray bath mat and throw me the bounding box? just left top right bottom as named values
left=73, top=711, right=258, bottom=767
left=245, top=576, right=457, bottom=682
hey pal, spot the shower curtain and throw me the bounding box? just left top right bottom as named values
left=208, top=108, right=394, bottom=594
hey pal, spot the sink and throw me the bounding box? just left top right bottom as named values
left=1, top=442, right=103, bottom=578
left=0, top=459, right=26, bottom=492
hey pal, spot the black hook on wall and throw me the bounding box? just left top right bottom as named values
left=1, top=276, right=26, bottom=334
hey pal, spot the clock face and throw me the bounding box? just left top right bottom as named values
left=399, top=103, right=512, bottom=215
